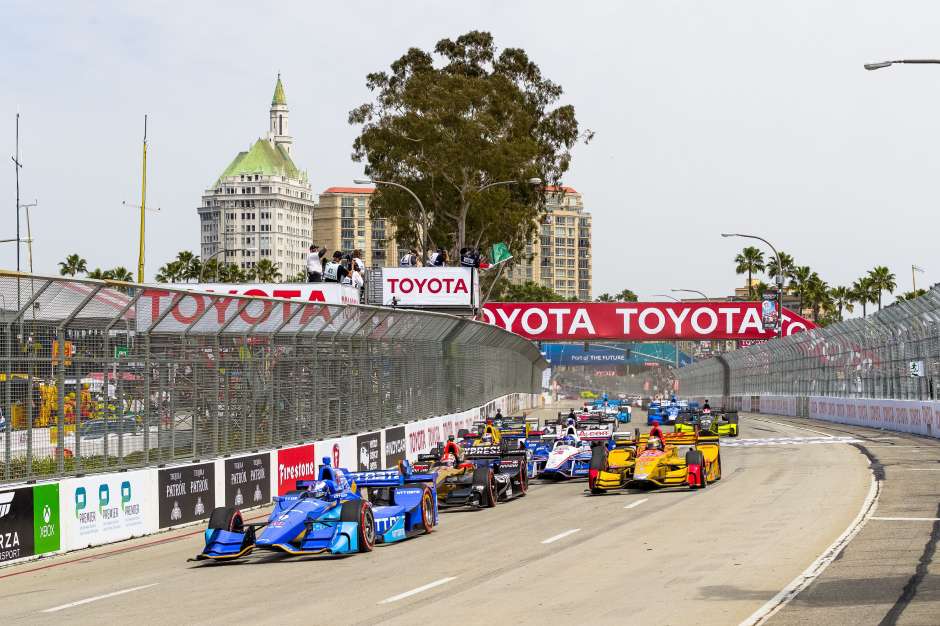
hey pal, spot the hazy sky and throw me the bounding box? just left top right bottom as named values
left=2, top=1, right=939, bottom=307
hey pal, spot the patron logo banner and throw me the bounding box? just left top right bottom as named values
left=224, top=453, right=270, bottom=508
left=158, top=463, right=215, bottom=529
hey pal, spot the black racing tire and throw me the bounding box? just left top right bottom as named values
left=472, top=466, right=497, bottom=507
left=589, top=444, right=608, bottom=472
left=420, top=487, right=434, bottom=533
left=207, top=506, right=244, bottom=533
left=517, top=463, right=528, bottom=495
left=357, top=501, right=375, bottom=552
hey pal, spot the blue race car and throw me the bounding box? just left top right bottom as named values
left=196, top=457, right=437, bottom=561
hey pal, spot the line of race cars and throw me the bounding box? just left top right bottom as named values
left=194, top=402, right=740, bottom=563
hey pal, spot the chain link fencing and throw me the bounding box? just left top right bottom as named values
left=675, top=286, right=940, bottom=400
left=0, top=273, right=546, bottom=485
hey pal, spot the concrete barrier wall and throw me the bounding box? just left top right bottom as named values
left=0, top=392, right=537, bottom=568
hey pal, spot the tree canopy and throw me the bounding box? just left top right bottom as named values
left=349, top=30, right=590, bottom=259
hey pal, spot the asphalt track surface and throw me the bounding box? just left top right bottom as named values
left=2, top=406, right=937, bottom=625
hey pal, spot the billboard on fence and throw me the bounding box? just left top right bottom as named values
left=482, top=302, right=814, bottom=341
left=158, top=463, right=216, bottom=528
left=382, top=267, right=479, bottom=308
left=61, top=470, right=155, bottom=551
left=0, top=484, right=60, bottom=564
left=405, top=417, right=444, bottom=459
left=356, top=432, right=382, bottom=471
left=315, top=437, right=356, bottom=472
left=223, top=453, right=271, bottom=509
left=276, top=444, right=316, bottom=496
left=384, top=426, right=406, bottom=468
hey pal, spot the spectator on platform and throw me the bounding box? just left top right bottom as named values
left=324, top=251, right=349, bottom=284
left=306, top=245, right=322, bottom=282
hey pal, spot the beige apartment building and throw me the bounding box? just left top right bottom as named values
left=507, top=186, right=592, bottom=301
left=312, top=187, right=398, bottom=267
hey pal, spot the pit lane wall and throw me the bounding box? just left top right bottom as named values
left=694, top=395, right=940, bottom=439
left=0, top=392, right=538, bottom=567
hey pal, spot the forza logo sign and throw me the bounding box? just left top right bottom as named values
left=0, top=492, right=12, bottom=519
left=482, top=302, right=815, bottom=341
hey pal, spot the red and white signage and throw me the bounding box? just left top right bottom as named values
left=276, top=444, right=316, bottom=495
left=136, top=286, right=367, bottom=333
left=482, top=302, right=815, bottom=341
left=186, top=283, right=360, bottom=306
left=382, top=267, right=479, bottom=308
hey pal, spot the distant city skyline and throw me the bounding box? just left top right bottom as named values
left=2, top=1, right=939, bottom=308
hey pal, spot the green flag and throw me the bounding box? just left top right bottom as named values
left=490, top=242, right=513, bottom=266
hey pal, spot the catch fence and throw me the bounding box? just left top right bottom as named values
left=0, top=272, right=546, bottom=484
left=676, top=285, right=940, bottom=400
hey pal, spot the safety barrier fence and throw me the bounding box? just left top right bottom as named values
left=676, top=284, right=940, bottom=401
left=0, top=392, right=537, bottom=566
left=0, top=273, right=547, bottom=485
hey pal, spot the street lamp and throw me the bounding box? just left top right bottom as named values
left=355, top=178, right=430, bottom=263
left=721, top=232, right=783, bottom=337
left=652, top=293, right=681, bottom=301
left=199, top=247, right=248, bottom=283
left=864, top=59, right=940, bottom=71
left=479, top=177, right=542, bottom=192
left=671, top=288, right=710, bottom=301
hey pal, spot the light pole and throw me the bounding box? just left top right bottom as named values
left=865, top=59, right=940, bottom=71
left=200, top=247, right=248, bottom=283
left=671, top=288, right=710, bottom=301
left=653, top=294, right=682, bottom=367
left=721, top=232, right=783, bottom=338
left=355, top=178, right=429, bottom=263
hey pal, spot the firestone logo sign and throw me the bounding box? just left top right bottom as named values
left=482, top=302, right=815, bottom=341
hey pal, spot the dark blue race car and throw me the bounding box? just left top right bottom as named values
left=196, top=458, right=437, bottom=561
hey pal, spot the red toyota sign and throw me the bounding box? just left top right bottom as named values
left=481, top=302, right=814, bottom=341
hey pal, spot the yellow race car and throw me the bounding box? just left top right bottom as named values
left=674, top=410, right=739, bottom=437
left=588, top=430, right=721, bottom=493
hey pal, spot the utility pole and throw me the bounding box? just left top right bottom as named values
left=138, top=115, right=148, bottom=283
left=20, top=200, right=38, bottom=272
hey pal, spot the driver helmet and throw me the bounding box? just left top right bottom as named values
left=480, top=432, right=493, bottom=444
left=651, top=419, right=660, bottom=427
left=310, top=480, right=329, bottom=498
left=566, top=417, right=575, bottom=427
left=646, top=436, right=663, bottom=451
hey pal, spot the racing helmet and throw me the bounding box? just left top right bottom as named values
left=480, top=432, right=493, bottom=444
left=646, top=436, right=663, bottom=451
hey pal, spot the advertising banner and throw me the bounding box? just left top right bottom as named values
left=61, top=470, right=154, bottom=551
left=809, top=397, right=940, bottom=438
left=356, top=432, right=382, bottom=471
left=0, top=486, right=34, bottom=564
left=136, top=284, right=358, bottom=333
left=482, top=302, right=815, bottom=341
left=223, top=453, right=271, bottom=509
left=158, top=463, right=216, bottom=528
left=382, top=267, right=478, bottom=308
left=32, top=483, right=60, bottom=556
left=761, top=291, right=780, bottom=332
left=276, top=444, right=316, bottom=496
left=315, top=437, right=356, bottom=472
left=383, top=426, right=407, bottom=468
left=405, top=417, right=444, bottom=459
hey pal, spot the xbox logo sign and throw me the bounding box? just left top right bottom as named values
left=43, top=504, right=51, bottom=524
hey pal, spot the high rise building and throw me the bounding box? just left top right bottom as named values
left=507, top=186, right=592, bottom=300
left=197, top=75, right=315, bottom=278
left=312, top=187, right=398, bottom=267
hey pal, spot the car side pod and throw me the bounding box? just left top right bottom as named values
left=685, top=449, right=706, bottom=489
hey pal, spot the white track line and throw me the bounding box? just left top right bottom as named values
left=871, top=516, right=940, bottom=521
left=41, top=583, right=159, bottom=613
left=903, top=468, right=940, bottom=471
left=378, top=577, right=457, bottom=604
left=740, top=471, right=880, bottom=625
left=750, top=416, right=834, bottom=438
left=541, top=528, right=581, bottom=544
left=624, top=498, right=648, bottom=509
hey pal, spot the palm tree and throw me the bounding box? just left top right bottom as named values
left=185, top=257, right=203, bottom=283
left=108, top=266, right=134, bottom=282
left=87, top=268, right=108, bottom=280
left=851, top=277, right=878, bottom=318
left=789, top=266, right=813, bottom=313
left=804, top=274, right=831, bottom=321
left=58, top=254, right=88, bottom=277
left=765, top=251, right=796, bottom=288
left=896, top=289, right=928, bottom=301
left=155, top=260, right=185, bottom=283
left=615, top=289, right=638, bottom=302
left=829, top=286, right=854, bottom=320
left=287, top=270, right=308, bottom=283
left=218, top=263, right=246, bottom=283
left=595, top=293, right=614, bottom=302
left=734, top=247, right=765, bottom=298
left=867, top=266, right=897, bottom=310
left=254, top=259, right=282, bottom=283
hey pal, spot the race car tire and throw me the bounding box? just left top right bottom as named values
left=589, top=444, right=608, bottom=472
left=207, top=506, right=244, bottom=533
left=472, top=467, right=497, bottom=507
left=714, top=455, right=722, bottom=481
left=518, top=463, right=528, bottom=495
left=346, top=501, right=375, bottom=552
left=420, top=487, right=434, bottom=533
